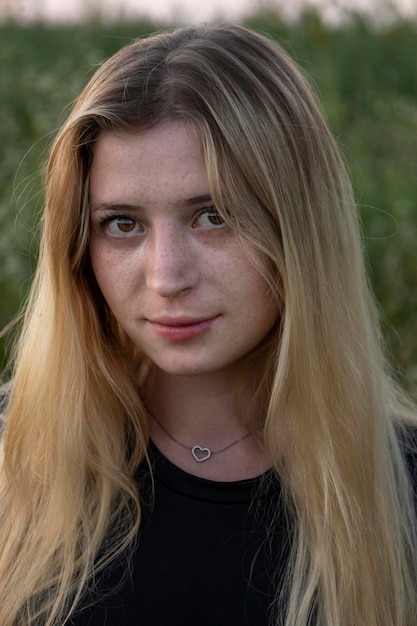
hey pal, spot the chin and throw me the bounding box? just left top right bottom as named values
left=149, top=355, right=245, bottom=380
left=155, top=364, right=215, bottom=377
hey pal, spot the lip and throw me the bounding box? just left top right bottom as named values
left=147, top=315, right=218, bottom=342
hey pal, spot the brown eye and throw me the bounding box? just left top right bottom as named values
left=100, top=216, right=142, bottom=238
left=115, top=217, right=136, bottom=232
left=194, top=207, right=225, bottom=229
left=207, top=212, right=225, bottom=225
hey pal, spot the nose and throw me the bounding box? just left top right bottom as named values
left=145, top=223, right=198, bottom=297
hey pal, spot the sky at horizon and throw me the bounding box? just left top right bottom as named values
left=4, top=0, right=417, bottom=25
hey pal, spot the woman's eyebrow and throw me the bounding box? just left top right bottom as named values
left=90, top=202, right=140, bottom=214
left=174, top=193, right=213, bottom=208
left=90, top=195, right=213, bottom=214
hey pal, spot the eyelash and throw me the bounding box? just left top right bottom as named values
left=193, top=206, right=225, bottom=228
left=96, top=215, right=140, bottom=238
left=94, top=206, right=225, bottom=238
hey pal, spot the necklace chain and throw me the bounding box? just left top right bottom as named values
left=149, top=411, right=253, bottom=463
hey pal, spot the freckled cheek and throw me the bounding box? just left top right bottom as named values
left=233, top=255, right=272, bottom=297
left=89, top=247, right=139, bottom=303
left=89, top=246, right=110, bottom=286
left=242, top=272, right=279, bottom=327
left=232, top=250, right=277, bottom=315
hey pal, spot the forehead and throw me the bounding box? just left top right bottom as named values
left=89, top=121, right=210, bottom=205
left=91, top=120, right=203, bottom=168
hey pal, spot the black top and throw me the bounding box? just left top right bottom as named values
left=1, top=391, right=416, bottom=626
left=69, top=443, right=291, bottom=626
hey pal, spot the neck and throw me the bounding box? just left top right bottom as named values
left=144, top=367, right=270, bottom=480
left=146, top=367, right=250, bottom=438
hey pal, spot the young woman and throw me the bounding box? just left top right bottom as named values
left=0, top=23, right=416, bottom=626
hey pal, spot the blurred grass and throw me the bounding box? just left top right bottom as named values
left=0, top=11, right=416, bottom=395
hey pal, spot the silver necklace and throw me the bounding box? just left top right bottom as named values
left=149, top=411, right=253, bottom=463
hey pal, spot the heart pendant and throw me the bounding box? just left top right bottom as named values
left=191, top=445, right=211, bottom=462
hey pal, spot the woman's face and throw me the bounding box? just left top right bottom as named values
left=89, top=120, right=277, bottom=379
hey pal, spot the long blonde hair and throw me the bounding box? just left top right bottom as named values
left=1, top=23, right=416, bottom=625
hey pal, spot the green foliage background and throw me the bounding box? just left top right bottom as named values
left=0, top=11, right=416, bottom=394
